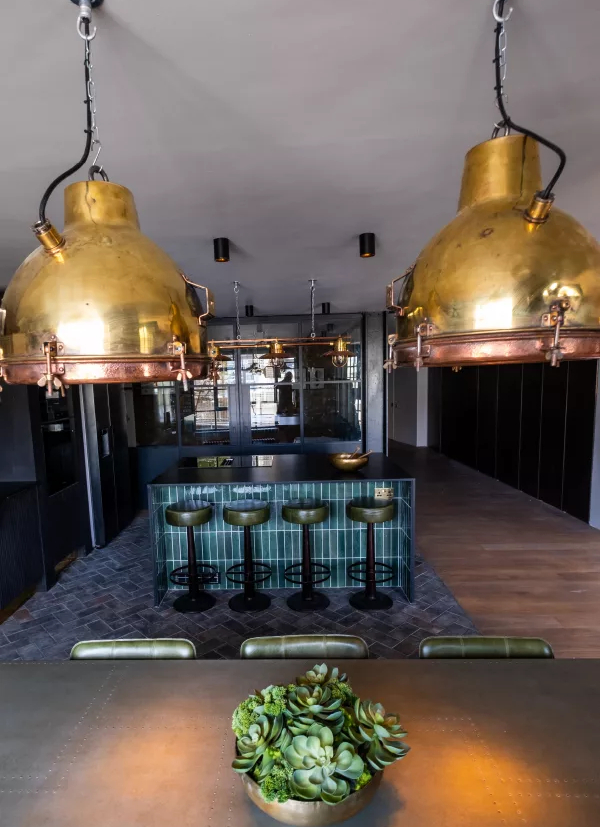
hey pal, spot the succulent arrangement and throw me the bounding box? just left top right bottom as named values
left=232, top=664, right=409, bottom=806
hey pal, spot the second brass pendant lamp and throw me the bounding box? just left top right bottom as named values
left=0, top=0, right=214, bottom=394
left=387, top=0, right=600, bottom=370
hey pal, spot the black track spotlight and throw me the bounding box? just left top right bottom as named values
left=213, top=237, right=230, bottom=263
left=359, top=232, right=376, bottom=258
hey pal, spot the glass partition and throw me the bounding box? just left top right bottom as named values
left=181, top=383, right=233, bottom=447
left=133, top=382, right=178, bottom=445
left=133, top=315, right=364, bottom=452
left=303, top=383, right=361, bottom=444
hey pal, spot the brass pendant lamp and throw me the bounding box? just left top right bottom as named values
left=259, top=340, right=290, bottom=370
left=0, top=0, right=214, bottom=394
left=323, top=336, right=355, bottom=368
left=387, top=0, right=600, bottom=370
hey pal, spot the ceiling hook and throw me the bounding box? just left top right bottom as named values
left=492, top=0, right=513, bottom=24
left=77, top=16, right=97, bottom=40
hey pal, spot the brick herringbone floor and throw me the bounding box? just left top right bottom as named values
left=0, top=513, right=477, bottom=660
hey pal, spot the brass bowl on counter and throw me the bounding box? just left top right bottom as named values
left=329, top=452, right=369, bottom=472
left=241, top=771, right=383, bottom=826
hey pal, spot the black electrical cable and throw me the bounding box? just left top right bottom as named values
left=36, top=18, right=94, bottom=226
left=493, top=0, right=566, bottom=199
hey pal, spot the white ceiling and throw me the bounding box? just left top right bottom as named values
left=1, top=0, right=600, bottom=315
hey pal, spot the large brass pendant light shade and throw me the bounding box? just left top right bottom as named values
left=0, top=1, right=213, bottom=393
left=387, top=2, right=600, bottom=370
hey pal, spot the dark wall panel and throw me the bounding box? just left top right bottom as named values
left=0, top=386, right=36, bottom=482
left=496, top=364, right=522, bottom=489
left=440, top=367, right=477, bottom=467
left=519, top=364, right=543, bottom=499
left=538, top=363, right=568, bottom=510
left=563, top=361, right=597, bottom=522
left=107, top=385, right=133, bottom=533
left=476, top=366, right=498, bottom=477
left=438, top=360, right=597, bottom=523
left=0, top=485, right=43, bottom=609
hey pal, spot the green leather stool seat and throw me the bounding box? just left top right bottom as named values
left=241, top=634, right=369, bottom=659
left=346, top=497, right=395, bottom=523
left=223, top=499, right=270, bottom=526
left=419, top=636, right=555, bottom=659
left=282, top=499, right=329, bottom=525
left=70, top=638, right=197, bottom=660
left=165, top=499, right=213, bottom=527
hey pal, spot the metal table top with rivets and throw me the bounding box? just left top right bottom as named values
left=0, top=659, right=599, bottom=826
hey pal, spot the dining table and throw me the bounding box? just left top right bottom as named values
left=0, top=658, right=599, bottom=826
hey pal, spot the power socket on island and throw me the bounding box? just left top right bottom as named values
left=374, top=487, right=394, bottom=500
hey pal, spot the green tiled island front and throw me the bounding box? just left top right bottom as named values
left=149, top=454, right=415, bottom=605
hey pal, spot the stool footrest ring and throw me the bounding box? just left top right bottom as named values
left=226, top=561, right=271, bottom=586
left=284, top=561, right=331, bottom=587
left=347, top=560, right=394, bottom=585
left=169, top=563, right=218, bottom=587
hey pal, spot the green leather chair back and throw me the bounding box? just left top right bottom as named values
left=70, top=638, right=197, bottom=660
left=240, top=634, right=369, bottom=659
left=419, top=636, right=554, bottom=659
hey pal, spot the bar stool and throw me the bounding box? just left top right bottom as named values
left=346, top=497, right=395, bottom=611
left=283, top=499, right=330, bottom=611
left=225, top=500, right=272, bottom=612
left=166, top=500, right=217, bottom=613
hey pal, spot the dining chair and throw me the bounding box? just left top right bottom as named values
left=70, top=638, right=197, bottom=660
left=419, top=635, right=554, bottom=659
left=240, top=634, right=369, bottom=659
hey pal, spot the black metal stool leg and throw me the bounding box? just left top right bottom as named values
left=173, top=526, right=216, bottom=613
left=187, top=526, right=200, bottom=601
left=286, top=525, right=330, bottom=612
left=228, top=526, right=271, bottom=613
left=349, top=523, right=393, bottom=611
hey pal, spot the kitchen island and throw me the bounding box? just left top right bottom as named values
left=149, top=453, right=414, bottom=605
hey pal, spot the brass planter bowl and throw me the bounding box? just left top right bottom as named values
left=329, top=453, right=369, bottom=472
left=241, top=772, right=383, bottom=826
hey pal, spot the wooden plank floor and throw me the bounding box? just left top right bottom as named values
left=389, top=444, right=600, bottom=658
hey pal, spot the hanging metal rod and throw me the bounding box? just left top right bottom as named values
left=208, top=336, right=352, bottom=349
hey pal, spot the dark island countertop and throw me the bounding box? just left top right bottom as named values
left=150, top=453, right=412, bottom=485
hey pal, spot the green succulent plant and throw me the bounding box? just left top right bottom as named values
left=259, top=762, right=293, bottom=803
left=233, top=714, right=285, bottom=781
left=286, top=684, right=344, bottom=735
left=231, top=663, right=410, bottom=807
left=254, top=684, right=290, bottom=717
left=284, top=724, right=364, bottom=805
left=232, top=695, right=261, bottom=738
left=349, top=698, right=410, bottom=771
left=297, top=663, right=347, bottom=687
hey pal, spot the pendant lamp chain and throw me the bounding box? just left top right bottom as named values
left=81, top=22, right=103, bottom=175
left=36, top=0, right=109, bottom=231
left=234, top=281, right=241, bottom=340
left=491, top=0, right=565, bottom=199
left=309, top=279, right=316, bottom=339
left=491, top=1, right=509, bottom=136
